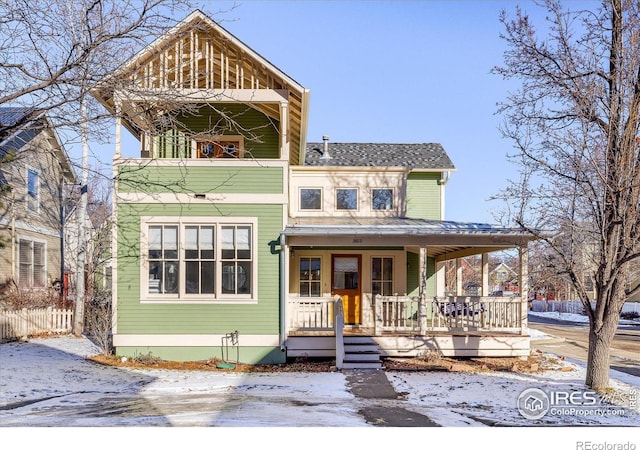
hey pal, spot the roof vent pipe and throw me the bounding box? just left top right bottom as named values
left=321, top=135, right=331, bottom=159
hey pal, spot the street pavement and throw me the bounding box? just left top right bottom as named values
left=528, top=315, right=640, bottom=378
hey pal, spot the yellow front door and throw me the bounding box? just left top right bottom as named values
left=332, top=255, right=361, bottom=325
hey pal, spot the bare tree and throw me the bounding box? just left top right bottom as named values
left=493, top=0, right=640, bottom=389
left=0, top=0, right=206, bottom=334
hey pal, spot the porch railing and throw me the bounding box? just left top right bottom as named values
left=287, top=296, right=336, bottom=331
left=286, top=295, right=527, bottom=335
left=374, top=295, right=526, bottom=334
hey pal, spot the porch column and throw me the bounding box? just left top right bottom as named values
left=519, top=245, right=529, bottom=334
left=279, top=101, right=289, bottom=160
left=456, top=258, right=463, bottom=296
left=418, top=247, right=427, bottom=334
left=435, top=261, right=446, bottom=297
left=280, top=235, right=290, bottom=350
left=482, top=253, right=489, bottom=296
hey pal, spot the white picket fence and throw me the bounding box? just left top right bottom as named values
left=532, top=300, right=640, bottom=315
left=0, top=307, right=74, bottom=341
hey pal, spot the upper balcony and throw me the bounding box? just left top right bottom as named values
left=90, top=11, right=309, bottom=165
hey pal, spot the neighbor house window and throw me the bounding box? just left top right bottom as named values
left=372, top=257, right=393, bottom=296
left=19, top=239, right=46, bottom=288
left=299, top=257, right=321, bottom=297
left=300, top=188, right=322, bottom=210
left=336, top=189, right=358, bottom=210
left=144, top=219, right=255, bottom=300
left=27, top=169, right=39, bottom=213
left=372, top=189, right=393, bottom=210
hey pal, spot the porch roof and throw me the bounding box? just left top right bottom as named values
left=283, top=217, right=537, bottom=260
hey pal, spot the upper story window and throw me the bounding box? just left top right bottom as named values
left=197, top=139, right=244, bottom=159
left=300, top=188, right=322, bottom=210
left=27, top=169, right=39, bottom=213
left=336, top=188, right=358, bottom=210
left=372, top=188, right=394, bottom=211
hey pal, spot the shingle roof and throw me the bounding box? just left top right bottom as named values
left=304, top=142, right=455, bottom=170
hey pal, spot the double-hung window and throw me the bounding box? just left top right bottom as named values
left=19, top=238, right=46, bottom=288
left=221, top=225, right=252, bottom=295
left=143, top=218, right=256, bottom=301
left=185, top=225, right=215, bottom=294
left=148, top=225, right=179, bottom=294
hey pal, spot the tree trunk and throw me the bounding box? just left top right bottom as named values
left=585, top=313, right=618, bottom=390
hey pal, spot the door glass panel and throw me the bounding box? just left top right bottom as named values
left=333, top=257, right=359, bottom=290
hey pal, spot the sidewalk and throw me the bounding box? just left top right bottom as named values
left=344, top=369, right=439, bottom=426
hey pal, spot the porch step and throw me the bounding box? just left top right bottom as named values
left=341, top=337, right=382, bottom=370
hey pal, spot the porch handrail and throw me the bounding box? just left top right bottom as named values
left=287, top=296, right=336, bottom=331
left=375, top=295, right=526, bottom=334
left=333, top=295, right=345, bottom=370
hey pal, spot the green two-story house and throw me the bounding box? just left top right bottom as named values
left=93, top=10, right=535, bottom=367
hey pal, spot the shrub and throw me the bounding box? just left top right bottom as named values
left=85, top=291, right=113, bottom=355
left=0, top=279, right=61, bottom=310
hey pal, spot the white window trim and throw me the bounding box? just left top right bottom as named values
left=17, top=235, right=47, bottom=288
left=371, top=255, right=394, bottom=296
left=140, top=216, right=258, bottom=304
left=299, top=187, right=323, bottom=211
left=371, top=187, right=395, bottom=212
left=298, top=255, right=323, bottom=298
left=192, top=134, right=245, bottom=159
left=335, top=188, right=359, bottom=212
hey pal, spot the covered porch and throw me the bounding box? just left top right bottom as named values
left=280, top=218, right=534, bottom=363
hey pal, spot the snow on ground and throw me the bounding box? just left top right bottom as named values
left=530, top=310, right=640, bottom=325
left=1, top=334, right=638, bottom=448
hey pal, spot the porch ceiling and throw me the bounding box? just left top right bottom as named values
left=283, top=217, right=538, bottom=260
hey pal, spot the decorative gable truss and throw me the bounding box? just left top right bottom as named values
left=93, top=10, right=309, bottom=163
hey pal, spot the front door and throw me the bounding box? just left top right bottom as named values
left=332, top=255, right=361, bottom=325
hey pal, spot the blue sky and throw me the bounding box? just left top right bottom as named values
left=199, top=0, right=539, bottom=224
left=115, top=0, right=556, bottom=224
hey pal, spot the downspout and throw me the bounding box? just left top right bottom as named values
left=279, top=233, right=287, bottom=352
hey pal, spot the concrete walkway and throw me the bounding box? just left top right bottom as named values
left=344, top=369, right=439, bottom=427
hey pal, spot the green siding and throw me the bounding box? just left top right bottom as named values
left=118, top=166, right=283, bottom=194
left=116, top=203, right=283, bottom=338
left=166, top=104, right=280, bottom=159
left=406, top=252, right=436, bottom=297
left=406, top=172, right=442, bottom=220
left=117, top=346, right=285, bottom=365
